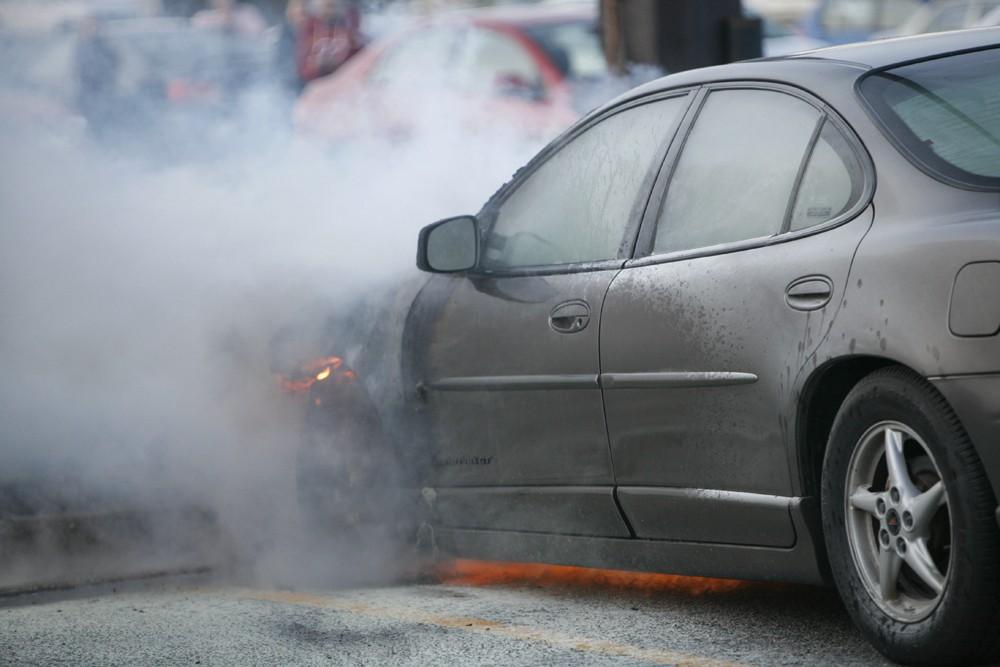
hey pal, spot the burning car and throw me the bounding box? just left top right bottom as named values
left=293, top=28, right=1000, bottom=666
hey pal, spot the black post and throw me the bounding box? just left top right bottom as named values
left=602, top=0, right=762, bottom=74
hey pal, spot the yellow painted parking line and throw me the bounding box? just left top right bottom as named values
left=234, top=588, right=748, bottom=667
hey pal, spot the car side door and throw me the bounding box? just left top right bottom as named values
left=600, top=85, right=874, bottom=547
left=408, top=93, right=692, bottom=537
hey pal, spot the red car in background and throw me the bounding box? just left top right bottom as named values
left=294, top=2, right=609, bottom=145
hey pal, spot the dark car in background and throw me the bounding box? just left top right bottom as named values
left=299, top=29, right=1000, bottom=665
left=0, top=28, right=84, bottom=140
left=294, top=2, right=612, bottom=145
left=96, top=18, right=277, bottom=152
left=106, top=18, right=273, bottom=105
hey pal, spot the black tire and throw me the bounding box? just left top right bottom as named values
left=822, top=366, right=1000, bottom=665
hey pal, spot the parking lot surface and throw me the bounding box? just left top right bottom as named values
left=1, top=563, right=892, bottom=666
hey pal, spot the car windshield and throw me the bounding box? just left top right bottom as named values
left=859, top=46, right=1000, bottom=188
left=523, top=19, right=607, bottom=80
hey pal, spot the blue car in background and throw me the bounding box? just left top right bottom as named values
left=801, top=0, right=930, bottom=43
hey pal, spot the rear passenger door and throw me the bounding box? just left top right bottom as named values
left=600, top=85, right=874, bottom=547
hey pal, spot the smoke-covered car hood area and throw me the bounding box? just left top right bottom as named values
left=0, top=48, right=540, bottom=590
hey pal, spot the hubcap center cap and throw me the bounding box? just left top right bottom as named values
left=886, top=509, right=901, bottom=536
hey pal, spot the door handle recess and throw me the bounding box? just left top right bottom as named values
left=785, top=276, right=834, bottom=311
left=550, top=300, right=590, bottom=334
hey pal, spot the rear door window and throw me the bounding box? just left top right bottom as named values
left=652, top=87, right=867, bottom=255
left=653, top=89, right=820, bottom=253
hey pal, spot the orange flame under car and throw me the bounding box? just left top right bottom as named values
left=276, top=355, right=355, bottom=395
left=437, top=560, right=753, bottom=596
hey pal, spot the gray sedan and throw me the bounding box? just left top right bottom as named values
left=302, top=28, right=1000, bottom=666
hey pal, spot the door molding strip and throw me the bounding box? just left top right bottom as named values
left=600, top=371, right=758, bottom=389
left=426, top=371, right=756, bottom=392
left=428, top=374, right=599, bottom=392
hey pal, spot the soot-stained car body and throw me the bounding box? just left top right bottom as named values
left=302, top=29, right=1000, bottom=664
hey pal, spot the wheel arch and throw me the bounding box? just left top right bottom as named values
left=796, top=355, right=900, bottom=499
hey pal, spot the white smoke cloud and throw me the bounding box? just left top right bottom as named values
left=0, top=58, right=544, bottom=586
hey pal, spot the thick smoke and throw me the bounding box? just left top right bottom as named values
left=0, top=26, right=546, bottom=587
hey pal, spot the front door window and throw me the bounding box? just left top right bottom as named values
left=484, top=96, right=688, bottom=270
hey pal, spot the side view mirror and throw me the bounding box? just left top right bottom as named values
left=417, top=215, right=479, bottom=273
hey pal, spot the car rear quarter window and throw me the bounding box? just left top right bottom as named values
left=789, top=120, right=865, bottom=231
left=654, top=89, right=821, bottom=254
left=859, top=47, right=1000, bottom=189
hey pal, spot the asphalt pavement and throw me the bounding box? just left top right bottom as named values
left=1, top=564, right=893, bottom=666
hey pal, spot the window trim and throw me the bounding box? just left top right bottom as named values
left=781, top=116, right=826, bottom=234
left=630, top=81, right=875, bottom=269
left=856, top=44, right=1000, bottom=193
left=473, top=88, right=697, bottom=278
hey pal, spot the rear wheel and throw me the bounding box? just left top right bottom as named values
left=821, top=367, right=1000, bottom=665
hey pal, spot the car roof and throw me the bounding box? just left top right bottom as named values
left=786, top=25, right=1000, bottom=67
left=595, top=26, right=1000, bottom=119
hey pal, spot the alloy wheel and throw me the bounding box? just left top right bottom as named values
left=844, top=421, right=952, bottom=622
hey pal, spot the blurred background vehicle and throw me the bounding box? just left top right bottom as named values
left=0, top=24, right=82, bottom=140
left=105, top=19, right=276, bottom=113
left=800, top=0, right=930, bottom=43
left=294, top=2, right=607, bottom=146
left=979, top=3, right=1000, bottom=24
left=751, top=10, right=829, bottom=54
left=0, top=11, right=281, bottom=156
left=745, top=0, right=819, bottom=23
left=5, top=0, right=956, bottom=157
left=0, top=0, right=159, bottom=32
left=877, top=0, right=1000, bottom=36
left=80, top=16, right=280, bottom=155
